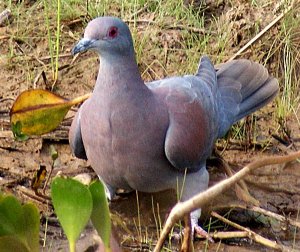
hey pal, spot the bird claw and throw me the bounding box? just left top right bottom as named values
left=194, top=225, right=214, bottom=242
left=171, top=225, right=214, bottom=243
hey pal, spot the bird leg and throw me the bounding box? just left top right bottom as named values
left=171, top=209, right=214, bottom=243
left=176, top=167, right=214, bottom=242
left=190, top=210, right=214, bottom=242
left=97, top=176, right=116, bottom=201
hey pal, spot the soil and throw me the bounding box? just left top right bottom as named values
left=0, top=1, right=299, bottom=251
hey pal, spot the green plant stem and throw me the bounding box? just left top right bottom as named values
left=69, top=240, right=76, bottom=252
left=43, top=0, right=54, bottom=77
left=68, top=93, right=91, bottom=106
left=105, top=246, right=112, bottom=252
left=55, top=0, right=61, bottom=81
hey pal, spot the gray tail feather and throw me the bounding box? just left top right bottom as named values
left=216, top=59, right=279, bottom=137
left=196, top=56, right=217, bottom=89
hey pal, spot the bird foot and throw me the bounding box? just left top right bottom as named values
left=171, top=224, right=214, bottom=243
left=194, top=225, right=214, bottom=242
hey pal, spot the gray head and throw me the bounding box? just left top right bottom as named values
left=72, top=16, right=134, bottom=57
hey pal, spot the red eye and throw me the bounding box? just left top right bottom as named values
left=108, top=26, right=118, bottom=39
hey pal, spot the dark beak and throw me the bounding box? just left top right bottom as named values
left=72, top=38, right=97, bottom=55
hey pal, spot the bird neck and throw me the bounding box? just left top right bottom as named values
left=94, top=54, right=147, bottom=94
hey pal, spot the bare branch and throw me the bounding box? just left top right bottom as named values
left=154, top=150, right=300, bottom=251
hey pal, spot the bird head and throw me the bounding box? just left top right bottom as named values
left=72, top=16, right=134, bottom=57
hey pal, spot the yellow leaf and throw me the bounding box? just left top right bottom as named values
left=10, top=89, right=90, bottom=136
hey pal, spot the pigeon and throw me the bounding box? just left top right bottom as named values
left=70, top=16, right=279, bottom=238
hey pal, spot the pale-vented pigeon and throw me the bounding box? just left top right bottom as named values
left=70, top=16, right=279, bottom=237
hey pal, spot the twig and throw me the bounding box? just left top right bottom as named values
left=70, top=53, right=80, bottom=65
left=181, top=214, right=192, bottom=252
left=153, top=150, right=300, bottom=252
left=167, top=24, right=205, bottom=34
left=18, top=186, right=51, bottom=203
left=19, top=53, right=73, bottom=63
left=125, top=19, right=155, bottom=25
left=229, top=1, right=295, bottom=61
left=40, top=53, right=72, bottom=61
left=0, top=35, right=10, bottom=40
left=215, top=153, right=260, bottom=206
left=12, top=37, right=46, bottom=67
left=33, top=70, right=47, bottom=89
left=64, top=18, right=82, bottom=26
left=0, top=97, right=15, bottom=103
left=211, top=211, right=283, bottom=250
left=250, top=205, right=300, bottom=228
left=211, top=231, right=249, bottom=239
left=42, top=164, right=54, bottom=195
left=217, top=204, right=300, bottom=229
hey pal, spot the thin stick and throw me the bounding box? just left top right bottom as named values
left=222, top=158, right=260, bottom=206
left=42, top=164, right=54, bottom=195
left=212, top=231, right=249, bottom=239
left=0, top=35, right=10, bottom=40
left=181, top=214, right=192, bottom=252
left=153, top=150, right=300, bottom=252
left=249, top=205, right=300, bottom=229
left=217, top=204, right=300, bottom=229
left=40, top=53, right=72, bottom=61
left=229, top=1, right=295, bottom=61
left=211, top=211, right=282, bottom=250
left=19, top=186, right=51, bottom=202
left=68, top=93, right=91, bottom=106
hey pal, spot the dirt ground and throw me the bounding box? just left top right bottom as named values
left=0, top=0, right=300, bottom=251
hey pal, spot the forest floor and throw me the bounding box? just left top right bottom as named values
left=0, top=0, right=300, bottom=251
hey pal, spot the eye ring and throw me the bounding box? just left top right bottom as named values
left=107, top=26, right=118, bottom=39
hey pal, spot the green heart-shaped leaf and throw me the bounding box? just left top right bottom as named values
left=51, top=177, right=93, bottom=252
left=0, top=236, right=30, bottom=252
left=23, top=203, right=40, bottom=252
left=0, top=195, right=40, bottom=252
left=89, top=181, right=111, bottom=250
left=0, top=195, right=25, bottom=237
